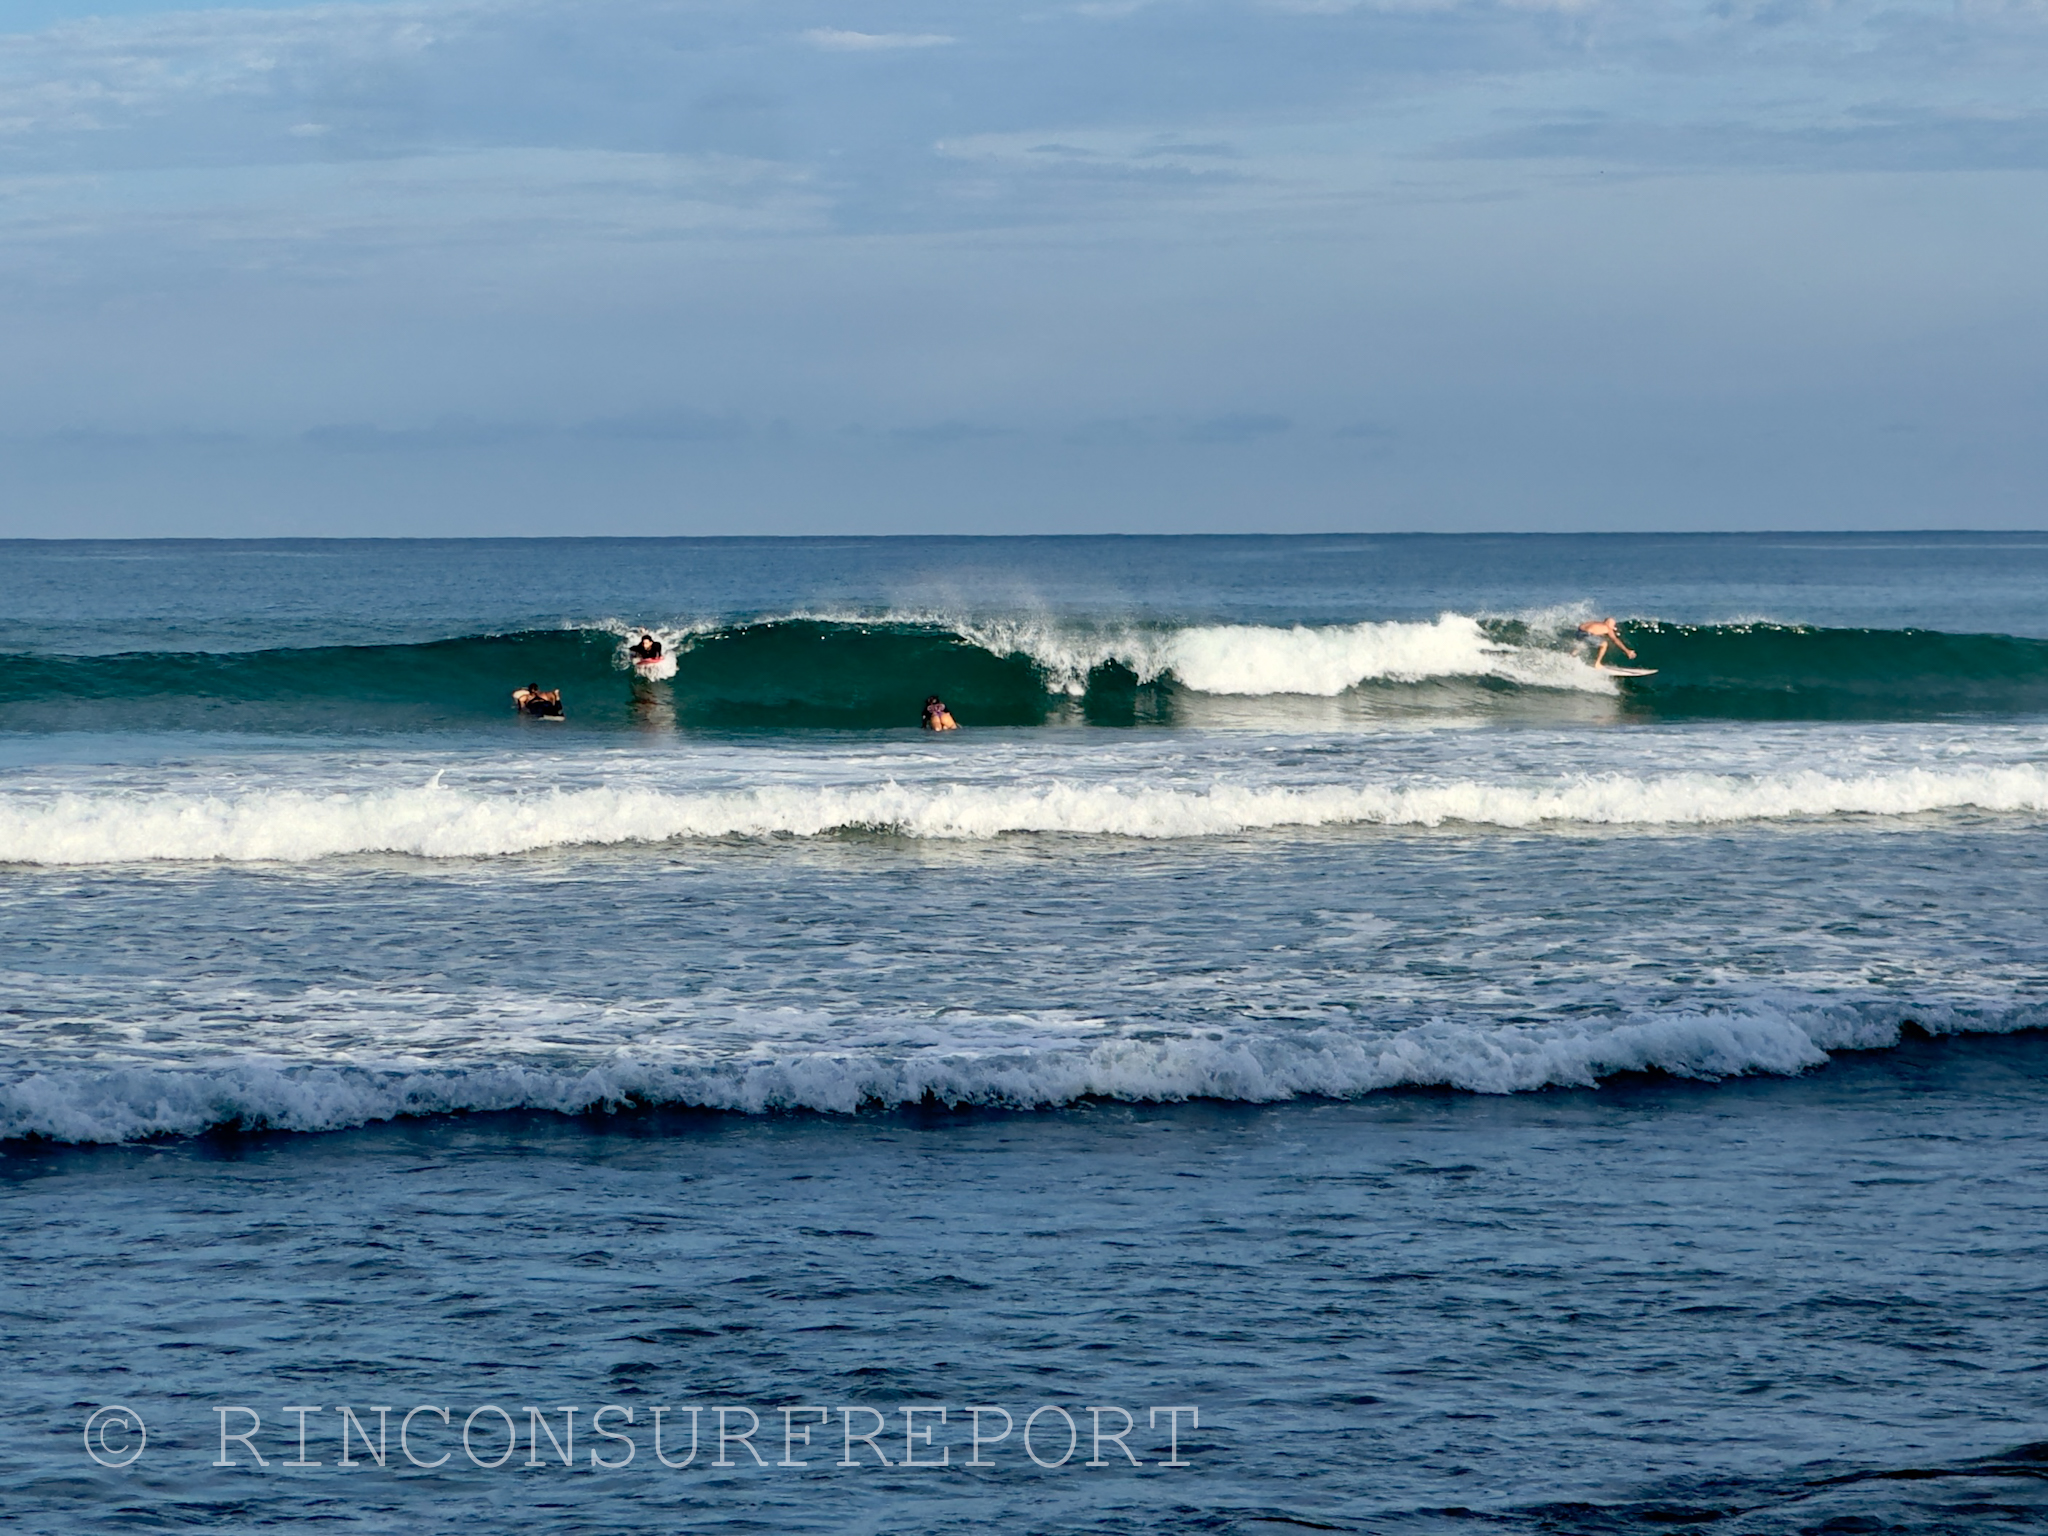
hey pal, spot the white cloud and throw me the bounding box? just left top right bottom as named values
left=0, top=3, right=450, bottom=138
left=799, top=27, right=955, bottom=50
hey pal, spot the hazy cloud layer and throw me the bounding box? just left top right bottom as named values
left=2, top=0, right=2047, bottom=531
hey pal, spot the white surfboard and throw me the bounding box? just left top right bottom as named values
left=1597, top=667, right=1657, bottom=677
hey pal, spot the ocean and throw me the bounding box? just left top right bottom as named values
left=3, top=532, right=2046, bottom=1533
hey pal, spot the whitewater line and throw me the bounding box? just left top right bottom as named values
left=586, top=610, right=1610, bottom=696
left=2, top=763, right=2046, bottom=865
left=4, top=999, right=2041, bottom=1143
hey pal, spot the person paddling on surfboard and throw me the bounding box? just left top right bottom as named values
left=513, top=682, right=563, bottom=717
left=1577, top=617, right=1636, bottom=670
left=629, top=632, right=663, bottom=663
left=921, top=696, right=958, bottom=731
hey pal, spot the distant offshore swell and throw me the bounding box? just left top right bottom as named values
left=12, top=612, right=2048, bottom=731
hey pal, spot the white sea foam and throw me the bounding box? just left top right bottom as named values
left=954, top=612, right=1605, bottom=696
left=2, top=763, right=2046, bottom=865
left=628, top=652, right=679, bottom=681
left=593, top=618, right=698, bottom=680
left=1, top=1001, right=2034, bottom=1144
left=586, top=609, right=1608, bottom=697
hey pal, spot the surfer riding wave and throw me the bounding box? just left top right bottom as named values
left=1578, top=617, right=1637, bottom=670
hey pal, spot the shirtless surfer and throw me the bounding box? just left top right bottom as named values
left=513, top=682, right=563, bottom=717
left=921, top=696, right=959, bottom=731
left=1577, top=617, right=1636, bottom=670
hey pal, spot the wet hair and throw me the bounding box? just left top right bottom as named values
left=925, top=696, right=942, bottom=709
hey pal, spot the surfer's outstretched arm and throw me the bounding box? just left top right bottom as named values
left=1585, top=619, right=1636, bottom=667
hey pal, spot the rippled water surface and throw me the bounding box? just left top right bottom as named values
left=3, top=535, right=2046, bottom=1532
left=8, top=1042, right=2047, bottom=1533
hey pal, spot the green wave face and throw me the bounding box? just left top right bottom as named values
left=1605, top=624, right=2048, bottom=720
left=2, top=623, right=1094, bottom=733
left=10, top=631, right=630, bottom=732
left=638, top=621, right=1062, bottom=728
left=8, top=619, right=2048, bottom=733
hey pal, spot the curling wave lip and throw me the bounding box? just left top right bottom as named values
left=13, top=613, right=2048, bottom=731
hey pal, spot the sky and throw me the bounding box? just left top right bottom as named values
left=1, top=0, right=2045, bottom=535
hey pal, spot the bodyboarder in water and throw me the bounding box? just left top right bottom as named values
left=922, top=696, right=959, bottom=731
left=1577, top=617, right=1637, bottom=670
left=629, top=632, right=663, bottom=663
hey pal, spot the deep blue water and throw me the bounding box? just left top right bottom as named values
left=2, top=534, right=2045, bottom=1532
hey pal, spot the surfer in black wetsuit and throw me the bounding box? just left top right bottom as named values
left=1577, top=617, right=1636, bottom=669
left=629, top=632, right=663, bottom=662
left=922, top=696, right=958, bottom=731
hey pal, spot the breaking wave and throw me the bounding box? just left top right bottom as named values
left=2, top=1000, right=2037, bottom=1144
left=5, top=763, right=2047, bottom=864
left=9, top=615, right=2048, bottom=731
